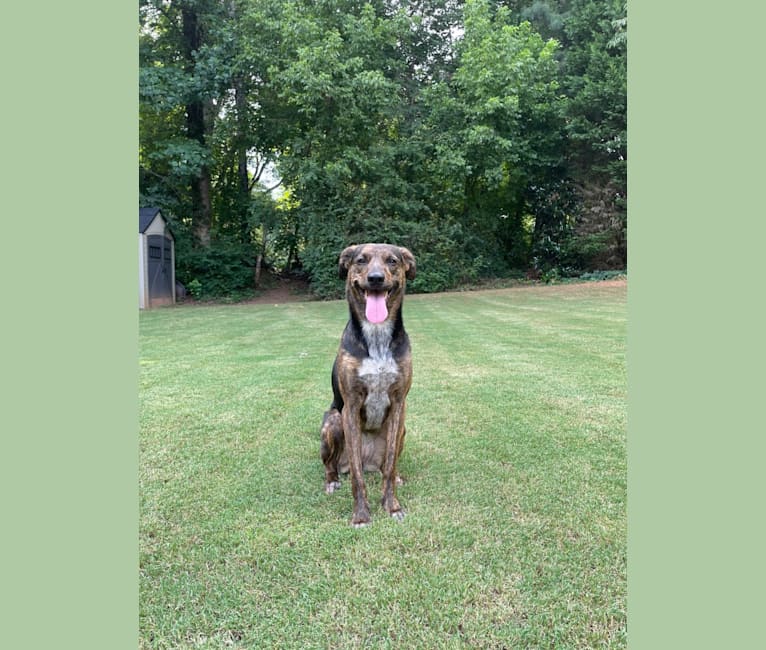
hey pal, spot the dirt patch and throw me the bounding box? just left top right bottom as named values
left=244, top=275, right=313, bottom=305
left=408, top=277, right=627, bottom=301
left=543, top=277, right=627, bottom=295
left=524, top=278, right=627, bottom=294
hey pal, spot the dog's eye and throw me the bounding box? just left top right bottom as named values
left=387, top=257, right=398, bottom=266
left=356, top=256, right=368, bottom=265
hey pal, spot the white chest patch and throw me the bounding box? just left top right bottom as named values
left=358, top=322, right=399, bottom=430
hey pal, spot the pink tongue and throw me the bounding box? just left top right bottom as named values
left=365, top=293, right=388, bottom=323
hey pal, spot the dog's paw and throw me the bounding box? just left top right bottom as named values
left=325, top=480, right=342, bottom=494
left=390, top=509, right=406, bottom=522
left=351, top=519, right=372, bottom=528
left=351, top=508, right=372, bottom=528
left=395, top=474, right=405, bottom=485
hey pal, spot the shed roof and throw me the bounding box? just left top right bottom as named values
left=139, top=207, right=162, bottom=233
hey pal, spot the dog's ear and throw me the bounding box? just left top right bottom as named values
left=399, top=247, right=416, bottom=280
left=338, top=245, right=358, bottom=280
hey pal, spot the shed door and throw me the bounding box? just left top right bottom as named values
left=147, top=235, right=173, bottom=306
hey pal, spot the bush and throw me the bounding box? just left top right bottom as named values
left=300, top=212, right=487, bottom=298
left=176, top=241, right=255, bottom=300
left=186, top=279, right=202, bottom=300
left=579, top=270, right=626, bottom=282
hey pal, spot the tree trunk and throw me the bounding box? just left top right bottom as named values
left=255, top=254, right=263, bottom=289
left=182, top=6, right=212, bottom=248
left=235, top=81, right=251, bottom=243
left=287, top=220, right=300, bottom=271
left=255, top=222, right=268, bottom=288
left=235, top=82, right=250, bottom=196
left=196, top=166, right=212, bottom=247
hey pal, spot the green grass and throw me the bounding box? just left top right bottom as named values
left=140, top=281, right=627, bottom=649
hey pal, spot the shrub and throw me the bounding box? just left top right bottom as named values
left=176, top=241, right=255, bottom=300
left=579, top=269, right=626, bottom=282
left=186, top=279, right=202, bottom=300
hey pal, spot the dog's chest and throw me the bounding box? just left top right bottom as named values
left=358, top=323, right=399, bottom=430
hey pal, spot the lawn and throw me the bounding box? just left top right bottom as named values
left=140, top=280, right=627, bottom=649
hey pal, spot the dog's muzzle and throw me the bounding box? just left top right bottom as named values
left=356, top=268, right=400, bottom=324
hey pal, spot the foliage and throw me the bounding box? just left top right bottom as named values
left=140, top=0, right=297, bottom=290
left=139, top=0, right=627, bottom=298
left=185, top=278, right=202, bottom=300
left=578, top=269, right=626, bottom=281
left=271, top=0, right=572, bottom=295
left=560, top=0, right=627, bottom=265
left=176, top=239, right=255, bottom=299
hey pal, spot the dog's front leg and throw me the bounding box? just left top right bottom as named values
left=381, top=401, right=406, bottom=521
left=342, top=406, right=371, bottom=527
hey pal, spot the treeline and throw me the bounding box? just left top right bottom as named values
left=139, top=0, right=626, bottom=298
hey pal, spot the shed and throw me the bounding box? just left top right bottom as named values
left=139, top=208, right=176, bottom=308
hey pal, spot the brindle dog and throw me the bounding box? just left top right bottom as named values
left=320, top=243, right=416, bottom=527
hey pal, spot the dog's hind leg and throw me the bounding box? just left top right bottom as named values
left=320, top=409, right=344, bottom=494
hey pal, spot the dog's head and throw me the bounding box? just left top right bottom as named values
left=338, top=243, right=416, bottom=324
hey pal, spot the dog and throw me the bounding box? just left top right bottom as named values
left=320, top=243, right=416, bottom=527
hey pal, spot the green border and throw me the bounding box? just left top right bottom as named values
left=629, top=2, right=765, bottom=648
left=3, top=4, right=137, bottom=648
left=5, top=1, right=764, bottom=647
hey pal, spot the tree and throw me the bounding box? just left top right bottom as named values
left=456, top=0, right=566, bottom=265
left=273, top=2, right=438, bottom=295
left=139, top=0, right=224, bottom=247
left=271, top=0, right=573, bottom=293
left=560, top=0, right=626, bottom=267
left=139, top=0, right=627, bottom=299
left=140, top=0, right=295, bottom=296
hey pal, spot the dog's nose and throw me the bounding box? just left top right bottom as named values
left=367, top=271, right=385, bottom=286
